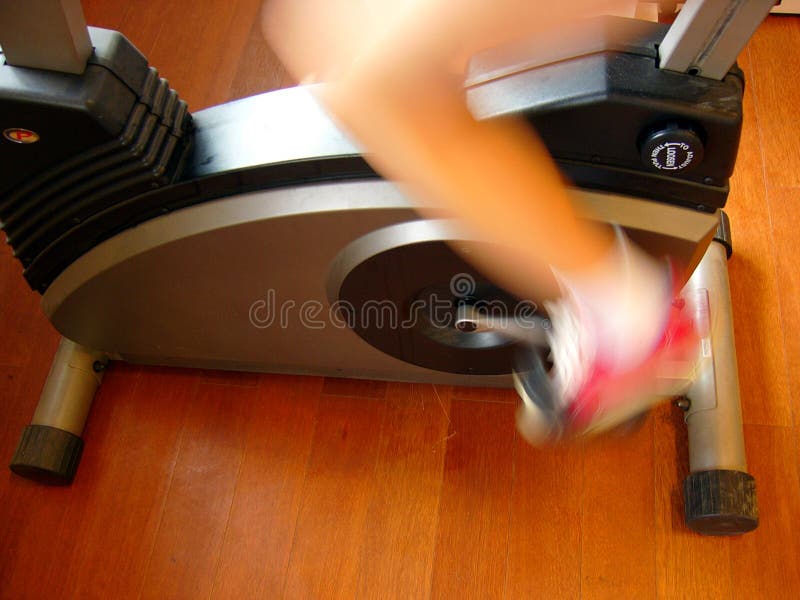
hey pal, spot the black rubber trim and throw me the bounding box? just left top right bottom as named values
left=556, top=159, right=726, bottom=212
left=684, top=469, right=758, bottom=536
left=713, top=209, right=733, bottom=258
left=4, top=72, right=194, bottom=267
left=9, top=424, right=84, bottom=485
left=23, top=146, right=731, bottom=293
left=24, top=154, right=367, bottom=291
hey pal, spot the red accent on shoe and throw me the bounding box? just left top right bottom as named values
left=562, top=266, right=699, bottom=433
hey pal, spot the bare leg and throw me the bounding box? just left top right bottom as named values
left=263, top=1, right=630, bottom=297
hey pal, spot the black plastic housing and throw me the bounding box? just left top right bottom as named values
left=466, top=18, right=743, bottom=210
left=2, top=17, right=745, bottom=294
left=0, top=27, right=193, bottom=290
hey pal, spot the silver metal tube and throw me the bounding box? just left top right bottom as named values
left=658, top=0, right=776, bottom=80
left=682, top=241, right=747, bottom=472
left=31, top=338, right=107, bottom=436
left=0, top=0, right=92, bottom=74
left=454, top=303, right=548, bottom=346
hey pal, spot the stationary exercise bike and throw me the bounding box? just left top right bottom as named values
left=1, top=0, right=775, bottom=535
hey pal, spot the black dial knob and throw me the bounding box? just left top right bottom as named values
left=641, top=124, right=704, bottom=172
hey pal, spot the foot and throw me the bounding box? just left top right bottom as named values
left=514, top=267, right=699, bottom=444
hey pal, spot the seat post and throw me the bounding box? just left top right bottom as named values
left=0, top=0, right=92, bottom=74
left=658, top=0, right=776, bottom=79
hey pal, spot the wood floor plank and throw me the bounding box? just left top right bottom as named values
left=355, top=383, right=451, bottom=600
left=31, top=364, right=142, bottom=598
left=0, top=311, right=62, bottom=560
left=114, top=0, right=169, bottom=61
left=724, top=48, right=793, bottom=426
left=0, top=366, right=24, bottom=465
left=202, top=368, right=264, bottom=387
left=653, top=404, right=732, bottom=600
left=322, top=377, right=388, bottom=400
left=137, top=0, right=262, bottom=111
left=0, top=316, right=58, bottom=467
left=0, top=474, right=75, bottom=600
left=0, top=245, right=55, bottom=369
left=0, top=363, right=65, bottom=600
left=282, top=394, right=386, bottom=599
left=0, top=319, right=61, bottom=534
left=206, top=0, right=270, bottom=106
left=56, top=367, right=195, bottom=600
left=428, top=400, right=516, bottom=600
left=730, top=425, right=800, bottom=599
left=128, top=0, right=211, bottom=108
left=211, top=375, right=322, bottom=599
left=762, top=186, right=800, bottom=424
left=796, top=427, right=800, bottom=493
left=505, top=435, right=584, bottom=600
left=580, top=420, right=656, bottom=600
left=0, top=362, right=137, bottom=599
left=138, top=382, right=255, bottom=600
left=748, top=16, right=800, bottom=188
left=81, top=0, right=129, bottom=30
left=227, top=14, right=295, bottom=101
left=90, top=0, right=277, bottom=108
left=449, top=386, right=518, bottom=404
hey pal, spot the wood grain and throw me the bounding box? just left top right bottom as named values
left=796, top=427, right=800, bottom=494
left=282, top=395, right=386, bottom=599
left=0, top=317, right=62, bottom=600
left=202, top=368, right=264, bottom=387
left=580, top=418, right=656, bottom=600
left=200, top=0, right=267, bottom=107
left=124, top=0, right=234, bottom=110
left=748, top=19, right=800, bottom=423
left=112, top=2, right=166, bottom=61
left=138, top=382, right=254, bottom=600
left=748, top=17, right=800, bottom=188
left=725, top=52, right=792, bottom=425
left=653, top=404, right=732, bottom=600
left=211, top=375, right=321, bottom=599
left=356, top=383, right=451, bottom=600
left=39, top=364, right=143, bottom=598
left=81, top=0, right=128, bottom=30
left=449, top=385, right=518, bottom=404
left=762, top=186, right=800, bottom=424
left=0, top=315, right=58, bottom=466
left=505, top=433, right=584, bottom=599
left=0, top=363, right=138, bottom=598
left=59, top=367, right=194, bottom=599
left=428, top=400, right=516, bottom=600
left=227, top=9, right=295, bottom=100
left=730, top=425, right=800, bottom=599
left=0, top=473, right=75, bottom=600
left=0, top=366, right=23, bottom=462
left=91, top=0, right=265, bottom=112
left=322, top=377, right=388, bottom=400
left=0, top=245, right=55, bottom=369
left=724, top=47, right=793, bottom=427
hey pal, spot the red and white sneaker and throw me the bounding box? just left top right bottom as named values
left=514, top=265, right=699, bottom=444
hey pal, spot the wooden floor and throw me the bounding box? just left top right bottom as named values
left=1, top=3, right=799, bottom=599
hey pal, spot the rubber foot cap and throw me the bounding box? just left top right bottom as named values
left=9, top=425, right=84, bottom=485
left=684, top=469, right=758, bottom=535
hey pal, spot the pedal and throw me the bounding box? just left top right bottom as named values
left=513, top=347, right=564, bottom=444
